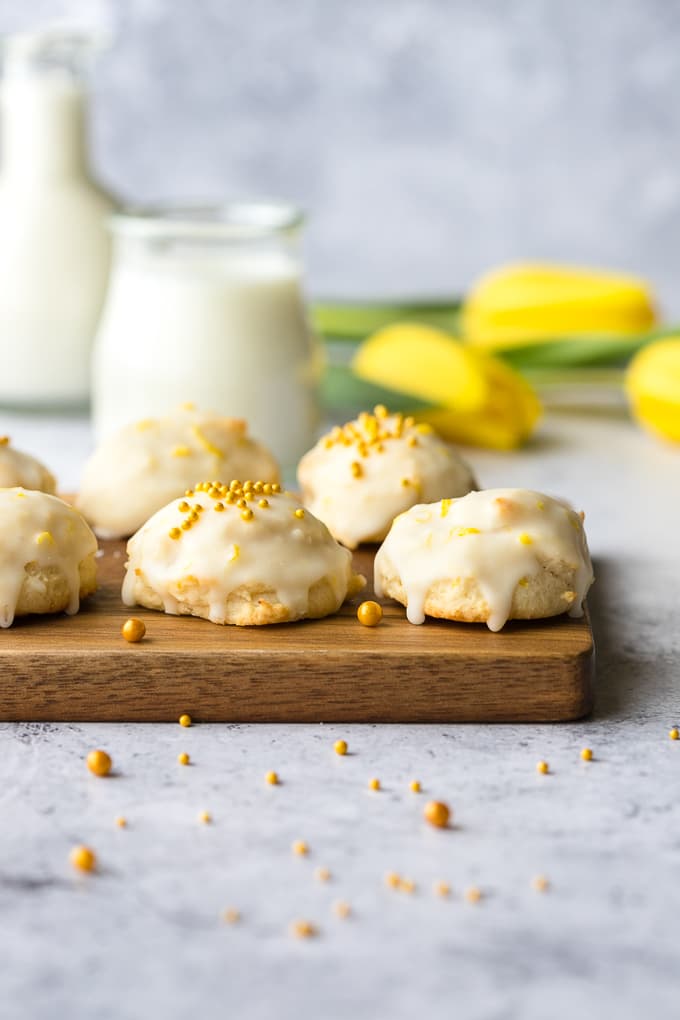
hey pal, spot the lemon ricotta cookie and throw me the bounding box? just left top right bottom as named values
left=374, top=488, right=593, bottom=631
left=0, top=435, right=56, bottom=493
left=0, top=488, right=97, bottom=628
left=297, top=407, right=476, bottom=548
left=122, top=480, right=365, bottom=625
left=77, top=406, right=280, bottom=538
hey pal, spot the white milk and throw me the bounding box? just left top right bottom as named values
left=92, top=226, right=321, bottom=470
left=0, top=35, right=115, bottom=407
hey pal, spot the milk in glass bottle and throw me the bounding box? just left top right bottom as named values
left=0, top=30, right=115, bottom=408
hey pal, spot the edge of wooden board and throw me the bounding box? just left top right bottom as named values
left=0, top=620, right=595, bottom=722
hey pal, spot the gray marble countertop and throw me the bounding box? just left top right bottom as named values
left=1, top=407, right=679, bottom=1020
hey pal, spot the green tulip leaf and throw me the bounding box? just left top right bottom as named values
left=311, top=299, right=461, bottom=340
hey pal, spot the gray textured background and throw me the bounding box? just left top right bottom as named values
left=3, top=0, right=680, bottom=309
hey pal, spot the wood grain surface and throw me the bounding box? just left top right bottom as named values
left=0, top=536, right=595, bottom=722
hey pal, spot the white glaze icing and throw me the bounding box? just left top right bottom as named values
left=0, top=436, right=56, bottom=493
left=0, top=487, right=98, bottom=628
left=122, top=481, right=358, bottom=625
left=77, top=405, right=280, bottom=539
left=374, top=488, right=594, bottom=631
left=297, top=409, right=476, bottom=548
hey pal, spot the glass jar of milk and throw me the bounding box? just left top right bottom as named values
left=0, top=31, right=116, bottom=409
left=92, top=203, right=321, bottom=471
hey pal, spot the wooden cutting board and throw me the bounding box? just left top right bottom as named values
left=0, top=538, right=594, bottom=722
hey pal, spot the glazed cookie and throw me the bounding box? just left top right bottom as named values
left=77, top=406, right=280, bottom=538
left=297, top=407, right=476, bottom=548
left=122, top=479, right=365, bottom=626
left=0, top=488, right=97, bottom=628
left=374, top=488, right=593, bottom=632
left=0, top=435, right=56, bottom=493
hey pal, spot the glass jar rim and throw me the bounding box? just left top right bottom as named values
left=109, top=201, right=305, bottom=241
left=1, top=29, right=107, bottom=63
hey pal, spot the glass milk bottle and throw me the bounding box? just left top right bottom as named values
left=92, top=203, right=321, bottom=471
left=0, top=31, right=116, bottom=408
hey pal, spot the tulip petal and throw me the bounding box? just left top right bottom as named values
left=352, top=322, right=541, bottom=449
left=463, top=262, right=657, bottom=351
left=352, top=323, right=488, bottom=413
left=626, top=338, right=680, bottom=443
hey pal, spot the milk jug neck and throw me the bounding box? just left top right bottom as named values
left=0, top=31, right=98, bottom=181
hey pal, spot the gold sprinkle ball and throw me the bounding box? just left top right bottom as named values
left=409, top=780, right=421, bottom=793
left=424, top=800, right=451, bottom=828
left=178, top=713, right=192, bottom=728
left=536, top=760, right=549, bottom=774
left=115, top=816, right=127, bottom=828
left=293, top=507, right=305, bottom=519
left=86, top=749, right=112, bottom=777
left=333, top=900, right=351, bottom=919
left=222, top=907, right=240, bottom=924
left=290, top=919, right=317, bottom=939
left=357, top=601, right=383, bottom=627
left=385, top=871, right=400, bottom=889
left=199, top=810, right=212, bottom=824
left=434, top=880, right=451, bottom=897
left=465, top=886, right=482, bottom=904
left=292, top=839, right=309, bottom=856
left=314, top=867, right=331, bottom=882
left=121, top=618, right=146, bottom=643
left=532, top=875, right=550, bottom=893
left=334, top=739, right=348, bottom=756
left=398, top=877, right=416, bottom=894
left=669, top=728, right=679, bottom=740
left=368, top=777, right=381, bottom=791
left=0, top=435, right=9, bottom=446
left=265, top=770, right=279, bottom=785
left=70, top=845, right=97, bottom=872
left=580, top=747, right=593, bottom=761
left=178, top=752, right=190, bottom=766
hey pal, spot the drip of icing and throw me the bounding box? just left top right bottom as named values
left=297, top=412, right=475, bottom=548
left=0, top=488, right=97, bottom=627
left=122, top=485, right=357, bottom=624
left=374, top=489, right=594, bottom=632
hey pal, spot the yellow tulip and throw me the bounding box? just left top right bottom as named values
left=462, top=262, right=657, bottom=351
left=352, top=323, right=541, bottom=450
left=626, top=338, right=680, bottom=443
